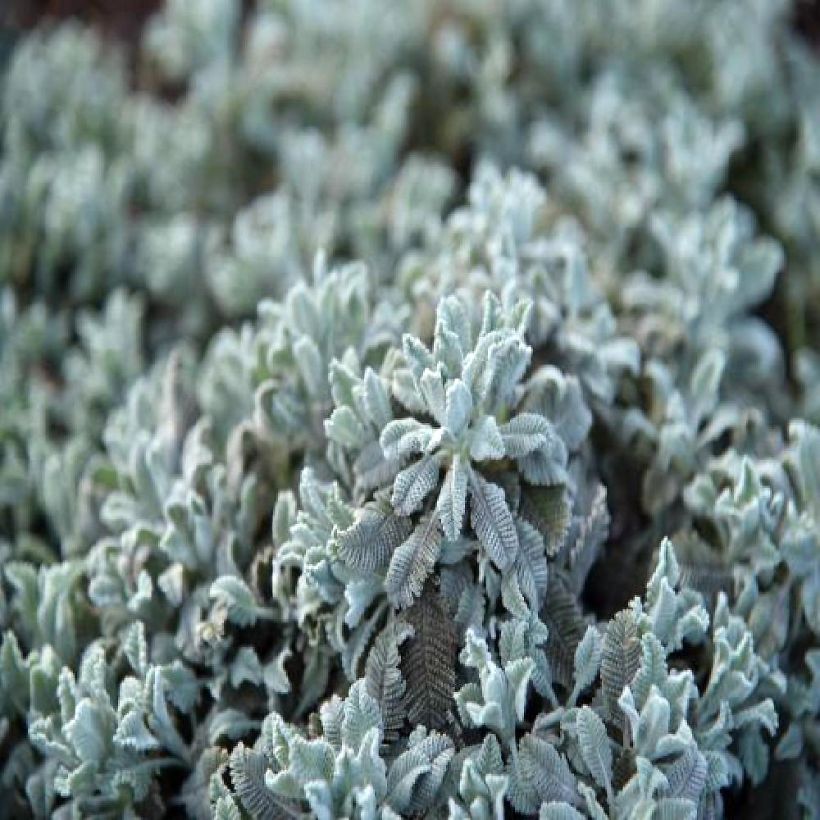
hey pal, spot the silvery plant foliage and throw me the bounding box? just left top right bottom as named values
left=0, top=0, right=818, bottom=818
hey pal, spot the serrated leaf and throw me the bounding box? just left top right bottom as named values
left=214, top=796, right=242, bottom=820
left=437, top=454, right=469, bottom=540
left=391, top=455, right=441, bottom=516
left=66, top=698, right=111, bottom=764
left=380, top=418, right=435, bottom=461
left=576, top=707, right=612, bottom=795
left=520, top=485, right=572, bottom=556
left=385, top=515, right=443, bottom=608
left=400, top=584, right=457, bottom=730
left=602, top=610, right=641, bottom=723
left=509, top=734, right=579, bottom=813
left=324, top=405, right=367, bottom=448
left=337, top=505, right=413, bottom=574
left=469, top=470, right=518, bottom=570
left=114, top=710, right=160, bottom=752
left=514, top=516, right=549, bottom=609
left=542, top=576, right=586, bottom=687
left=572, top=626, right=602, bottom=701
left=366, top=622, right=412, bottom=743
left=362, top=368, right=393, bottom=429
left=230, top=744, right=295, bottom=820
left=469, top=415, right=505, bottom=461
left=420, top=367, right=447, bottom=425
left=499, top=413, right=552, bottom=457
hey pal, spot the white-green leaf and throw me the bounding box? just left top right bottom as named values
left=499, top=413, right=551, bottom=457
left=469, top=470, right=518, bottom=570
left=385, top=515, right=443, bottom=608
left=381, top=418, right=435, bottom=461
left=540, top=804, right=585, bottom=820
left=392, top=455, right=441, bottom=516
left=437, top=454, right=468, bottom=540
left=324, top=405, right=367, bottom=449
left=445, top=379, right=473, bottom=437
left=420, top=367, right=447, bottom=425
left=469, top=415, right=505, bottom=461
left=210, top=576, right=264, bottom=626
left=576, top=707, right=612, bottom=796
left=573, top=626, right=602, bottom=698
left=337, top=505, right=413, bottom=573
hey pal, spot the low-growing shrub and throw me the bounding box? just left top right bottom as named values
left=0, top=1, right=817, bottom=817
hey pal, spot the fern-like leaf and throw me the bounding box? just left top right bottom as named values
left=541, top=576, right=586, bottom=687
left=508, top=734, right=580, bottom=814
left=437, top=454, right=468, bottom=540
left=514, top=516, right=549, bottom=609
left=520, top=485, right=572, bottom=556
left=385, top=514, right=443, bottom=608
left=214, top=796, right=242, bottom=820
left=568, top=484, right=610, bottom=593
left=469, top=470, right=518, bottom=570
left=365, top=622, right=412, bottom=743
left=666, top=747, right=708, bottom=803
left=540, top=804, right=586, bottom=820
left=576, top=707, right=612, bottom=798
left=400, top=584, right=457, bottom=731
left=601, top=610, right=641, bottom=724
left=337, top=503, right=413, bottom=574
left=392, top=455, right=441, bottom=516
left=229, top=744, right=295, bottom=820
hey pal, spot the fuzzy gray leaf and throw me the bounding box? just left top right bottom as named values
left=337, top=504, right=413, bottom=574
left=469, top=470, right=519, bottom=571
left=509, top=734, right=579, bottom=813
left=437, top=454, right=468, bottom=540
left=499, top=413, right=552, bottom=457
left=385, top=514, right=443, bottom=608
left=514, top=516, right=549, bottom=609
left=391, top=455, right=441, bottom=516
left=365, top=622, right=412, bottom=743
left=576, top=707, right=612, bottom=794
left=602, top=610, right=641, bottom=723
left=230, top=744, right=295, bottom=820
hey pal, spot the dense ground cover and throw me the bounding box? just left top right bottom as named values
left=0, top=1, right=818, bottom=818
